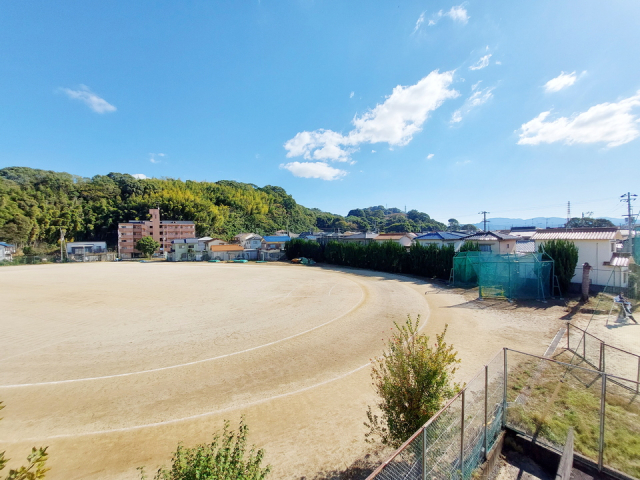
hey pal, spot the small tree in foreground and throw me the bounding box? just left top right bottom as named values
left=538, top=239, right=579, bottom=295
left=135, top=236, right=160, bottom=258
left=140, top=418, right=270, bottom=480
left=0, top=402, right=49, bottom=480
left=365, top=316, right=460, bottom=447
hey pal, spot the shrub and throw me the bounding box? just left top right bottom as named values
left=140, top=418, right=270, bottom=480
left=538, top=239, right=579, bottom=295
left=365, top=316, right=460, bottom=447
left=0, top=402, right=49, bottom=480
left=135, top=236, right=161, bottom=258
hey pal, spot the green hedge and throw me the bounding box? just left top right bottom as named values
left=285, top=238, right=455, bottom=279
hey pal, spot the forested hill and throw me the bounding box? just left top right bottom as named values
left=0, top=167, right=447, bottom=247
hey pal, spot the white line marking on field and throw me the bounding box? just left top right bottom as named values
left=0, top=279, right=365, bottom=389
left=328, top=283, right=337, bottom=296
left=7, top=305, right=433, bottom=441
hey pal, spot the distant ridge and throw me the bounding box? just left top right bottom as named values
left=474, top=217, right=627, bottom=230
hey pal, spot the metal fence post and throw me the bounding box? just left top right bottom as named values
left=422, top=427, right=427, bottom=480
left=503, top=348, right=508, bottom=427
left=599, top=342, right=605, bottom=372
left=460, top=389, right=465, bottom=480
left=598, top=373, right=606, bottom=471
left=583, top=332, right=586, bottom=359
left=637, top=356, right=640, bottom=395
left=484, top=364, right=488, bottom=460
left=567, top=323, right=570, bottom=350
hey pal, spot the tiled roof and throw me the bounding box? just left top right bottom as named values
left=465, top=231, right=519, bottom=241
left=609, top=253, right=631, bottom=267
left=210, top=245, right=244, bottom=252
left=375, top=233, right=412, bottom=240
left=531, top=228, right=621, bottom=241
left=262, top=236, right=291, bottom=242
left=0, top=242, right=15, bottom=247
left=515, top=240, right=536, bottom=253
left=415, top=232, right=469, bottom=241
left=342, top=232, right=378, bottom=240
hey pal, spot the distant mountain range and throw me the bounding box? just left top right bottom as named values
left=474, top=217, right=627, bottom=230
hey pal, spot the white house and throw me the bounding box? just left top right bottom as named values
left=234, top=233, right=263, bottom=249
left=463, top=231, right=519, bottom=254
left=373, top=233, right=416, bottom=249
left=0, top=242, right=15, bottom=261
left=65, top=241, right=107, bottom=255
left=0, top=244, right=6, bottom=261
left=531, top=228, right=628, bottom=288
left=414, top=232, right=469, bottom=251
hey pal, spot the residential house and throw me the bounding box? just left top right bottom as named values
left=118, top=208, right=195, bottom=259
left=205, top=238, right=228, bottom=247
left=531, top=228, right=629, bottom=288
left=261, top=235, right=290, bottom=250
left=169, top=238, right=206, bottom=261
left=508, top=226, right=539, bottom=240
left=65, top=241, right=107, bottom=255
left=234, top=233, right=264, bottom=250
left=0, top=242, right=15, bottom=261
left=463, top=231, right=519, bottom=254
left=414, top=232, right=469, bottom=251
left=374, top=233, right=416, bottom=249
left=340, top=232, right=378, bottom=245
left=209, top=244, right=246, bottom=261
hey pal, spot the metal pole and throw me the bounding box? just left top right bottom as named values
left=583, top=332, right=586, bottom=359
left=636, top=356, right=640, bottom=395
left=503, top=348, right=508, bottom=427
left=484, top=364, right=488, bottom=460
left=422, top=427, right=427, bottom=480
left=598, top=373, right=606, bottom=471
left=599, top=342, right=604, bottom=372
left=567, top=323, right=570, bottom=350
left=460, top=389, right=465, bottom=479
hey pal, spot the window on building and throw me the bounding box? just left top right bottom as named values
left=623, top=272, right=629, bottom=284
left=480, top=244, right=492, bottom=252
left=611, top=242, right=616, bottom=252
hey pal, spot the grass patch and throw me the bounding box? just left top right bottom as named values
left=505, top=351, right=640, bottom=478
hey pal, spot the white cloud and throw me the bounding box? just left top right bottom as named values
left=61, top=85, right=116, bottom=113
left=283, top=71, right=459, bottom=180
left=350, top=91, right=354, bottom=98
left=469, top=54, right=491, bottom=71
left=428, top=19, right=436, bottom=26
left=284, top=70, right=459, bottom=166
left=471, top=81, right=482, bottom=91
left=455, top=159, right=471, bottom=166
left=131, top=173, right=148, bottom=179
left=371, top=149, right=376, bottom=153
left=427, top=153, right=435, bottom=160
left=518, top=91, right=640, bottom=148
left=280, top=161, right=347, bottom=181
left=413, top=12, right=426, bottom=33
left=445, top=5, right=469, bottom=24
left=451, top=86, right=494, bottom=123
left=544, top=71, right=579, bottom=93
left=149, top=153, right=165, bottom=164
left=495, top=60, right=502, bottom=65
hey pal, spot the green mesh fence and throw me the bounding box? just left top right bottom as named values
left=453, top=252, right=553, bottom=301
left=634, top=231, right=639, bottom=265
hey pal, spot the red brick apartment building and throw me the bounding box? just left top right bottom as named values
left=118, top=208, right=196, bottom=259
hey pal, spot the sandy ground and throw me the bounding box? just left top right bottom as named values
left=0, top=262, right=568, bottom=479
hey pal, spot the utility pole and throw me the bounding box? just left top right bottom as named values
left=60, top=228, right=66, bottom=262
left=621, top=192, right=637, bottom=254
left=479, top=211, right=490, bottom=232
left=567, top=201, right=571, bottom=226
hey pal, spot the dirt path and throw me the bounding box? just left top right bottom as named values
left=0, top=263, right=566, bottom=479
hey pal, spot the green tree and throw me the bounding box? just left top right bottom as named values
left=365, top=316, right=460, bottom=447
left=135, top=236, right=161, bottom=258
left=538, top=239, right=579, bottom=295
left=140, top=418, right=270, bottom=480
left=447, top=218, right=460, bottom=231
left=459, top=240, right=480, bottom=252
left=0, top=402, right=49, bottom=480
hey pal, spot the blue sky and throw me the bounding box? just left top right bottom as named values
left=1, top=1, right=639, bottom=225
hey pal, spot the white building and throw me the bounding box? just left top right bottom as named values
left=65, top=241, right=107, bottom=255
left=234, top=233, right=263, bottom=249
left=531, top=228, right=629, bottom=288
left=414, top=232, right=469, bottom=251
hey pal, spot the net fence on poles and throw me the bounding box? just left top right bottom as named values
left=452, top=252, right=553, bottom=301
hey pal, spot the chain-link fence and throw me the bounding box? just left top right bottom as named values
left=504, top=348, right=640, bottom=479
left=566, top=322, right=640, bottom=393
left=366, top=352, right=504, bottom=480
left=368, top=346, right=640, bottom=480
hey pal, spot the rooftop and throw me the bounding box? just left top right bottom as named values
left=262, top=236, right=291, bottom=242
left=465, top=231, right=520, bottom=241
left=415, top=232, right=469, bottom=241
left=531, top=228, right=621, bottom=241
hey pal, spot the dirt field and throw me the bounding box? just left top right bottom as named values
left=0, top=262, right=568, bottom=479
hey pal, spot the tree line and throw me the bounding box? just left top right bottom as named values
left=0, top=167, right=448, bottom=250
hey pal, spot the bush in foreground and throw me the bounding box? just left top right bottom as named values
left=365, top=316, right=460, bottom=447
left=0, top=402, right=49, bottom=480
left=140, top=418, right=270, bottom=480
